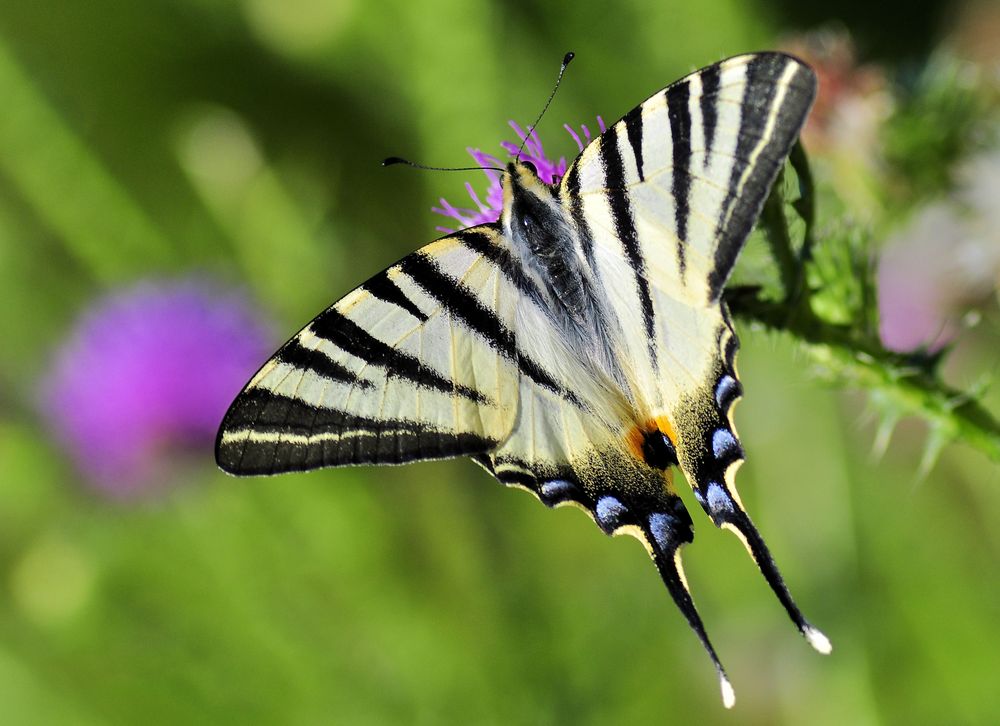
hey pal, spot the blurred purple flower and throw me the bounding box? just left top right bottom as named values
left=433, top=118, right=605, bottom=233
left=39, top=279, right=272, bottom=497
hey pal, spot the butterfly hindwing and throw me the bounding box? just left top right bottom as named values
left=476, top=378, right=738, bottom=697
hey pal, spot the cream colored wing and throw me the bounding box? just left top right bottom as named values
left=216, top=225, right=568, bottom=475
left=559, top=52, right=815, bottom=412
left=553, top=52, right=829, bottom=669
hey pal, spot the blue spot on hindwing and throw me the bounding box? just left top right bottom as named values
left=540, top=479, right=576, bottom=504
left=706, top=481, right=735, bottom=518
left=648, top=512, right=677, bottom=551
left=595, top=495, right=627, bottom=531
left=712, top=428, right=740, bottom=460
left=715, top=375, right=740, bottom=409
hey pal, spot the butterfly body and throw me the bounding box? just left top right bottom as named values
left=217, top=52, right=827, bottom=706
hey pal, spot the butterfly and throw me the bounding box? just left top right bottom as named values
left=216, top=52, right=826, bottom=707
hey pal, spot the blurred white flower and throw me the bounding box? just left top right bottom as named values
left=782, top=29, right=894, bottom=217
left=878, top=147, right=1000, bottom=351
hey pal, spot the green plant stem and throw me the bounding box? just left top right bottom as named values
left=727, top=287, right=1000, bottom=465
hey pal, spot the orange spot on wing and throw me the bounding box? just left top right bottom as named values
left=625, top=425, right=646, bottom=461
left=625, top=416, right=678, bottom=462
left=654, top=415, right=677, bottom=443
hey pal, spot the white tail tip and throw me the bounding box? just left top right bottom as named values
left=720, top=674, right=736, bottom=709
left=804, top=625, right=832, bottom=654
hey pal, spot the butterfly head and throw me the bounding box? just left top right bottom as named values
left=500, top=160, right=556, bottom=225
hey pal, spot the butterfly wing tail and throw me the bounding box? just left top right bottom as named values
left=672, top=328, right=831, bottom=654
left=685, top=420, right=832, bottom=655
left=485, top=440, right=738, bottom=706
left=710, top=492, right=832, bottom=655
left=640, top=493, right=736, bottom=709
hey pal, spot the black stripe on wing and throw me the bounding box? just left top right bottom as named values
left=698, top=64, right=721, bottom=164
left=217, top=390, right=498, bottom=474
left=708, top=54, right=816, bottom=300
left=310, top=307, right=490, bottom=405
left=275, top=338, right=376, bottom=389
left=563, top=163, right=597, bottom=268
left=454, top=228, right=547, bottom=307
left=623, top=104, right=645, bottom=182
left=666, top=79, right=693, bottom=276
left=361, top=271, right=429, bottom=322
left=398, top=251, right=576, bottom=402
left=600, top=135, right=657, bottom=366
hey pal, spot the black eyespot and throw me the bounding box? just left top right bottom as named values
left=642, top=431, right=679, bottom=470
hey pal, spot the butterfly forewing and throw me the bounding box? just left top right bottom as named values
left=217, top=227, right=528, bottom=474
left=557, top=52, right=816, bottom=488
left=564, top=53, right=816, bottom=304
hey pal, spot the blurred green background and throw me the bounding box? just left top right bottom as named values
left=1, top=1, right=999, bottom=724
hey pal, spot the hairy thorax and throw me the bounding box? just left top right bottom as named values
left=501, top=162, right=626, bottom=391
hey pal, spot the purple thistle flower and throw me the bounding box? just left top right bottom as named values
left=433, top=118, right=606, bottom=233
left=39, top=279, right=273, bottom=497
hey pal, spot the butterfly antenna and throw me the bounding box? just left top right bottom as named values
left=382, top=157, right=503, bottom=173
left=515, top=51, right=575, bottom=162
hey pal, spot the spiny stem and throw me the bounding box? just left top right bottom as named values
left=727, top=289, right=1000, bottom=462
left=726, top=143, right=1000, bottom=464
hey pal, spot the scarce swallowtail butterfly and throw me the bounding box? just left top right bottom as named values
left=216, top=52, right=826, bottom=707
